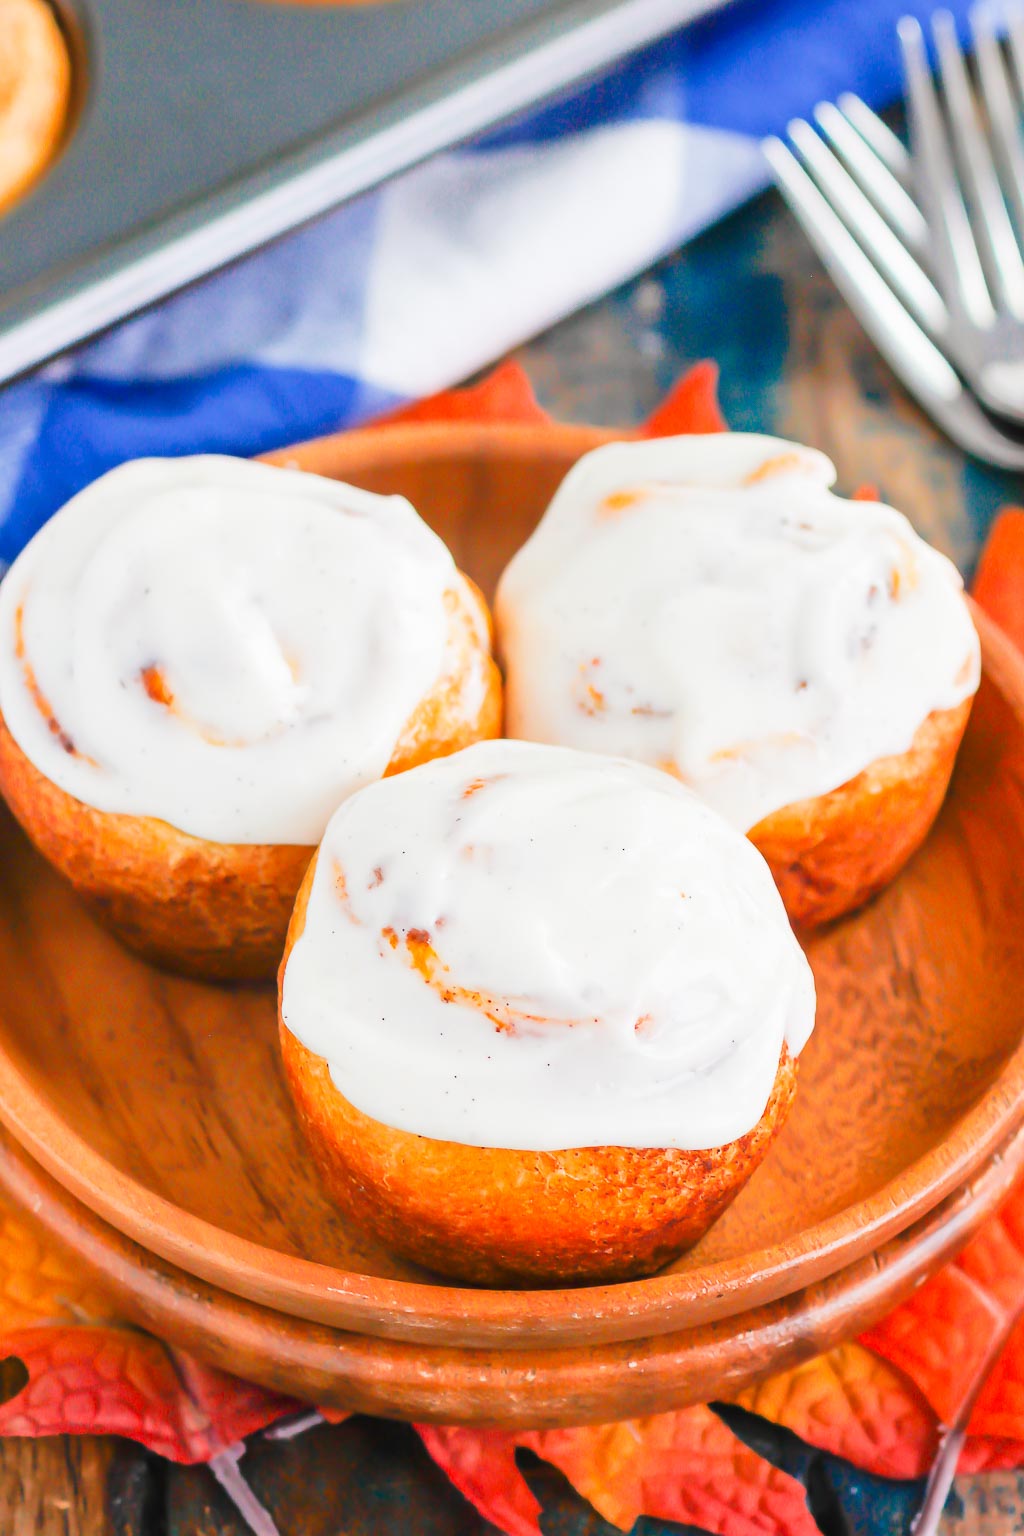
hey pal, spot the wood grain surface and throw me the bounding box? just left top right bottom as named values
left=3, top=182, right=1022, bottom=1528
left=0, top=1439, right=116, bottom=1535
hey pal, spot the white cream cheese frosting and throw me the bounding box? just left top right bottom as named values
left=496, top=434, right=981, bottom=832
left=280, top=740, right=815, bottom=1151
left=0, top=455, right=484, bottom=845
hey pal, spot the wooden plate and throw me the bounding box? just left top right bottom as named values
left=0, top=1114, right=1022, bottom=1426
left=0, top=421, right=1023, bottom=1351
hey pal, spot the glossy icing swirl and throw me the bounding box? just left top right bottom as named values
left=496, top=435, right=981, bottom=832
left=281, top=740, right=815, bottom=1151
left=0, top=455, right=486, bottom=844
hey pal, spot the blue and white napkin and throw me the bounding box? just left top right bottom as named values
left=0, top=0, right=973, bottom=567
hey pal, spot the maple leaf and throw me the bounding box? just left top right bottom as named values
left=641, top=359, right=729, bottom=437
left=732, top=1342, right=938, bottom=1480
left=971, top=508, right=1024, bottom=654
left=417, top=1426, right=543, bottom=1536
left=0, top=1208, right=117, bottom=1329
left=857, top=1145, right=1024, bottom=1528
left=0, top=1325, right=294, bottom=1461
left=0, top=1167, right=295, bottom=1462
left=879, top=1177, right=1024, bottom=1436
left=375, top=357, right=729, bottom=439
left=827, top=530, right=1024, bottom=1526
left=377, top=360, right=552, bottom=429
left=417, top=1405, right=821, bottom=1536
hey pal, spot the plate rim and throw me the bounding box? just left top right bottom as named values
left=0, top=1112, right=1021, bottom=1425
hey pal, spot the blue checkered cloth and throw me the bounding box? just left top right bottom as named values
left=0, top=0, right=972, bottom=567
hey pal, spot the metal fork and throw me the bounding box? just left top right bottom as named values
left=764, top=97, right=1024, bottom=469
left=901, top=7, right=1024, bottom=422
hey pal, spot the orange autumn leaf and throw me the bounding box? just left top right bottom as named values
left=530, top=1410, right=820, bottom=1534
left=861, top=1180, right=1024, bottom=1467
left=378, top=360, right=552, bottom=429
left=0, top=1208, right=117, bottom=1330
left=378, top=357, right=728, bottom=439
left=952, top=1204, right=1024, bottom=1451
left=0, top=1185, right=294, bottom=1460
left=972, top=508, right=1024, bottom=654
left=641, top=358, right=728, bottom=437
left=0, top=1324, right=294, bottom=1461
left=418, top=1405, right=820, bottom=1536
left=732, top=1341, right=938, bottom=1480
left=862, top=1265, right=1003, bottom=1428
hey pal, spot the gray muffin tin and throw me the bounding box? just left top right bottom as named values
left=0, top=0, right=727, bottom=386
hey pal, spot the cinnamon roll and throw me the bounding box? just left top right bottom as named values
left=0, top=0, right=70, bottom=215
left=496, top=435, right=980, bottom=926
left=279, top=739, right=814, bottom=1285
left=0, top=456, right=501, bottom=979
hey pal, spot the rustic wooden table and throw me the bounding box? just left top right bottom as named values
left=0, top=183, right=1020, bottom=1534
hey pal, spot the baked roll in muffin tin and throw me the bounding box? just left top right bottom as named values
left=0, top=0, right=726, bottom=385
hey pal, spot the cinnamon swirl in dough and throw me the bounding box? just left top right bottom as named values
left=279, top=740, right=815, bottom=1285
left=496, top=435, right=980, bottom=925
left=0, top=456, right=501, bottom=979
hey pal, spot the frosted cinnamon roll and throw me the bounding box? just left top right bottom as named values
left=279, top=739, right=815, bottom=1285
left=0, top=456, right=501, bottom=979
left=0, top=0, right=71, bottom=216
left=496, top=435, right=980, bottom=926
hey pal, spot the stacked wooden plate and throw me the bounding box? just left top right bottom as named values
left=2, top=422, right=1024, bottom=1426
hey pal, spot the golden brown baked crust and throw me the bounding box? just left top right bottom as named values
left=387, top=578, right=502, bottom=776
left=0, top=0, right=71, bottom=216
left=0, top=576, right=502, bottom=982
left=277, top=853, right=799, bottom=1286
left=749, top=697, right=974, bottom=929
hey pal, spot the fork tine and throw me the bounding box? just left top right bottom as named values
left=837, top=93, right=914, bottom=185
left=764, top=135, right=1024, bottom=468
left=762, top=136, right=962, bottom=403
left=1006, top=2, right=1024, bottom=106
left=788, top=117, right=947, bottom=332
left=900, top=13, right=996, bottom=326
left=815, top=100, right=929, bottom=254
left=975, top=7, right=1024, bottom=243
left=935, top=10, right=1024, bottom=317
left=979, top=3, right=1024, bottom=244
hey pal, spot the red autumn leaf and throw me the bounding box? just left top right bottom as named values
left=378, top=360, right=552, bottom=429
left=418, top=1405, right=820, bottom=1536
left=0, top=1189, right=294, bottom=1461
left=960, top=1315, right=1024, bottom=1453
left=732, top=1342, right=939, bottom=1480
left=417, top=1426, right=543, bottom=1536
left=376, top=357, right=728, bottom=440
left=861, top=1267, right=1000, bottom=1428
left=972, top=508, right=1024, bottom=653
left=0, top=1324, right=294, bottom=1462
left=861, top=1180, right=1024, bottom=1467
left=641, top=359, right=728, bottom=437
left=959, top=1433, right=1024, bottom=1474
